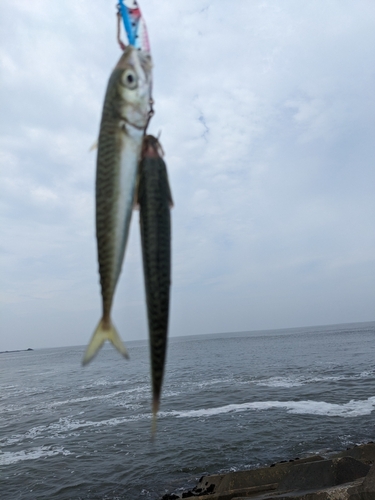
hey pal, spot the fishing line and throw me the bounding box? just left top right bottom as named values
left=118, top=0, right=136, bottom=46
left=116, top=8, right=127, bottom=51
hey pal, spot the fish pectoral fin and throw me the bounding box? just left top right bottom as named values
left=89, top=139, right=98, bottom=152
left=82, top=320, right=129, bottom=366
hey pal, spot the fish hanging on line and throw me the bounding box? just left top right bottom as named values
left=83, top=1, right=153, bottom=365
left=136, top=135, right=173, bottom=431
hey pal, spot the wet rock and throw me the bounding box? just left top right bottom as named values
left=278, top=456, right=369, bottom=492
left=161, top=444, right=375, bottom=500
left=277, top=459, right=336, bottom=492
left=334, top=456, right=370, bottom=485
left=348, top=463, right=375, bottom=500
left=182, top=491, right=195, bottom=498
left=332, top=442, right=375, bottom=465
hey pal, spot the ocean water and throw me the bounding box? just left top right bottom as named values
left=1, top=321, right=375, bottom=499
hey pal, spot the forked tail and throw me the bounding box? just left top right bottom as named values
left=82, top=319, right=129, bottom=366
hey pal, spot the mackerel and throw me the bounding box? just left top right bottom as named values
left=83, top=47, right=153, bottom=365
left=137, top=135, right=173, bottom=426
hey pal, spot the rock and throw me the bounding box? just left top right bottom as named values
left=162, top=445, right=375, bottom=500
left=334, top=457, right=370, bottom=485
left=332, top=443, right=375, bottom=465
left=232, top=478, right=366, bottom=499
left=347, top=463, right=375, bottom=500
left=277, top=456, right=369, bottom=492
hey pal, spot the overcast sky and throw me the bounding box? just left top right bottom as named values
left=1, top=0, right=374, bottom=351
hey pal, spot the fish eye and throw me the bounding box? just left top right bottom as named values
left=122, top=69, right=138, bottom=89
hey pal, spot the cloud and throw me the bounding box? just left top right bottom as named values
left=0, top=0, right=374, bottom=349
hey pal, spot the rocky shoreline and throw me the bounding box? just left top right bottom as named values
left=161, top=442, right=375, bottom=500
left=0, top=348, right=33, bottom=354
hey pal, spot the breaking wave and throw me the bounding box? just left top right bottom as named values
left=0, top=446, right=71, bottom=466
left=254, top=371, right=374, bottom=388
left=166, top=396, right=375, bottom=419
left=3, top=394, right=375, bottom=452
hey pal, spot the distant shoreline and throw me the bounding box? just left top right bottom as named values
left=0, top=348, right=33, bottom=354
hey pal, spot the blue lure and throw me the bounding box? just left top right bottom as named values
left=118, top=0, right=150, bottom=52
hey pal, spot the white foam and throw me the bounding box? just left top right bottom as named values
left=112, top=402, right=143, bottom=410
left=0, top=386, right=47, bottom=401
left=254, top=371, right=374, bottom=388
left=194, top=377, right=236, bottom=389
left=80, top=379, right=130, bottom=389
left=40, top=390, right=129, bottom=409
left=162, top=390, right=181, bottom=398
left=3, top=395, right=374, bottom=449
left=0, top=446, right=71, bottom=466
left=165, top=396, right=375, bottom=419
left=1, top=414, right=150, bottom=447
left=255, top=377, right=304, bottom=388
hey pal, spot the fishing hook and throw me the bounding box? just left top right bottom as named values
left=116, top=7, right=127, bottom=51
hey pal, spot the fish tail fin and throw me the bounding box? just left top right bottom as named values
left=151, top=398, right=159, bottom=441
left=82, top=319, right=129, bottom=366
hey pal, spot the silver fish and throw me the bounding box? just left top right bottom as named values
left=83, top=46, right=153, bottom=365
left=136, top=135, right=173, bottom=428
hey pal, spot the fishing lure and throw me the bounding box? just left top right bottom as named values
left=117, top=0, right=150, bottom=52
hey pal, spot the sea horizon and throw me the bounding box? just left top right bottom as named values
left=1, top=320, right=375, bottom=499
left=3, top=318, right=374, bottom=353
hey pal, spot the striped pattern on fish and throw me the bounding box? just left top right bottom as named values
left=137, top=136, right=173, bottom=425
left=83, top=47, right=153, bottom=366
